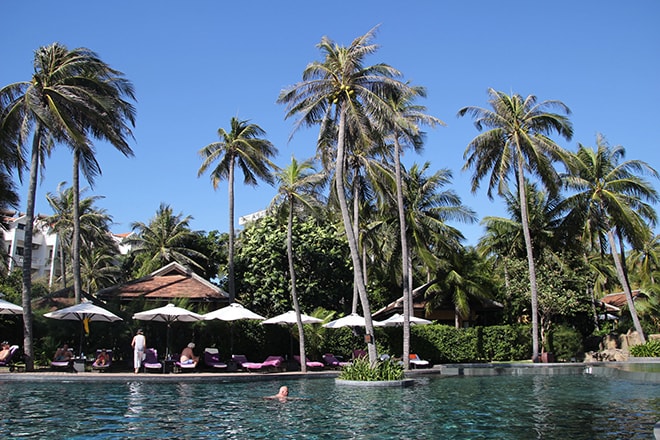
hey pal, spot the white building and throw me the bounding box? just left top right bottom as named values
left=2, top=211, right=59, bottom=285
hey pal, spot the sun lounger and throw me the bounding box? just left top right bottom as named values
left=0, top=345, right=20, bottom=371
left=293, top=355, right=324, bottom=370
left=353, top=349, right=367, bottom=360
left=322, top=353, right=350, bottom=369
left=143, top=348, right=163, bottom=373
left=51, top=348, right=74, bottom=371
left=175, top=352, right=198, bottom=372
left=91, top=349, right=112, bottom=372
left=204, top=348, right=227, bottom=370
left=241, top=356, right=284, bottom=372
left=409, top=353, right=430, bottom=368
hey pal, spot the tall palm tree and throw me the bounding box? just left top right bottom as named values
left=198, top=117, right=277, bottom=302
left=0, top=43, right=135, bottom=369
left=278, top=27, right=414, bottom=363
left=270, top=156, right=326, bottom=373
left=459, top=89, right=573, bottom=362
left=560, top=136, right=659, bottom=342
left=385, top=85, right=445, bottom=369
left=127, top=203, right=208, bottom=277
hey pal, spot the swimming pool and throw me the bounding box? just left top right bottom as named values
left=0, top=374, right=657, bottom=439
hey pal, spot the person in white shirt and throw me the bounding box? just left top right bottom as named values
left=131, top=329, right=146, bottom=373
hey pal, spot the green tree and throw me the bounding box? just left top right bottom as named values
left=0, top=43, right=135, bottom=369
left=126, top=203, right=208, bottom=277
left=198, top=117, right=277, bottom=302
left=560, top=136, right=659, bottom=342
left=278, top=27, right=414, bottom=363
left=459, top=89, right=573, bottom=362
left=270, top=156, right=325, bottom=372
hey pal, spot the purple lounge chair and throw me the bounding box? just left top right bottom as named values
left=175, top=352, right=198, bottom=372
left=91, top=349, right=112, bottom=372
left=204, top=348, right=227, bottom=370
left=143, top=348, right=163, bottom=373
left=0, top=345, right=20, bottom=371
left=51, top=347, right=74, bottom=371
left=294, top=355, right=324, bottom=370
left=237, top=355, right=284, bottom=372
left=322, top=353, right=350, bottom=369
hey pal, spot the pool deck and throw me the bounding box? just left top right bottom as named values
left=1, top=360, right=658, bottom=383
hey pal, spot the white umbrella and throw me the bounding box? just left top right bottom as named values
left=378, top=313, right=432, bottom=327
left=203, top=303, right=265, bottom=352
left=44, top=300, right=122, bottom=355
left=203, top=303, right=265, bottom=321
left=262, top=310, right=322, bottom=325
left=262, top=310, right=322, bottom=358
left=0, top=298, right=23, bottom=315
left=133, top=303, right=203, bottom=357
left=323, top=313, right=382, bottom=329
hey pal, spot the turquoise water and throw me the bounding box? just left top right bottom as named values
left=0, top=375, right=658, bottom=439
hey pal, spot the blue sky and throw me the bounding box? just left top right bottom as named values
left=2, top=1, right=659, bottom=245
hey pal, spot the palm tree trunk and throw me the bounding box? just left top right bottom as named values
left=516, top=160, right=540, bottom=362
left=287, top=201, right=307, bottom=373
left=607, top=229, right=646, bottom=343
left=227, top=159, right=236, bottom=303
left=72, top=151, right=82, bottom=304
left=336, top=104, right=377, bottom=364
left=351, top=170, right=360, bottom=315
left=59, top=238, right=67, bottom=288
left=21, top=129, right=42, bottom=372
left=394, top=138, right=411, bottom=370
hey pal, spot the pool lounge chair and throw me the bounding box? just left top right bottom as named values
left=409, top=353, right=430, bottom=368
left=91, top=349, right=112, bottom=372
left=353, top=349, right=367, bottom=360
left=51, top=348, right=74, bottom=371
left=0, top=345, right=20, bottom=372
left=175, top=352, right=198, bottom=372
left=143, top=348, right=163, bottom=373
left=234, top=355, right=284, bottom=372
left=293, top=355, right=324, bottom=370
left=204, top=348, right=227, bottom=370
left=322, top=353, right=350, bottom=369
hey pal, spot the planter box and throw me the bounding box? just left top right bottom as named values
left=335, top=378, right=415, bottom=387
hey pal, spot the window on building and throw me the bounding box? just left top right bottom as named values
left=17, top=223, right=25, bottom=230
left=16, top=247, right=24, bottom=256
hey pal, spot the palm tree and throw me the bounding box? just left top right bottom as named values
left=198, top=117, right=277, bottom=302
left=459, top=89, right=573, bottom=362
left=270, top=156, right=326, bottom=373
left=126, top=203, right=208, bottom=277
left=278, top=26, right=414, bottom=364
left=560, top=136, right=659, bottom=342
left=385, top=85, right=445, bottom=369
left=0, top=43, right=135, bottom=369
left=45, top=183, right=114, bottom=289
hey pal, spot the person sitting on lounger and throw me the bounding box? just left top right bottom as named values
left=0, top=341, right=11, bottom=361
left=265, top=385, right=289, bottom=401
left=179, top=342, right=199, bottom=366
left=54, top=344, right=73, bottom=362
left=94, top=349, right=109, bottom=367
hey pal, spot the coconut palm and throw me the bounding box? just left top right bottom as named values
left=459, top=89, right=573, bottom=362
left=0, top=43, right=135, bottom=369
left=385, top=85, right=445, bottom=369
left=560, top=136, right=659, bottom=342
left=270, top=156, right=326, bottom=373
left=198, top=117, right=277, bottom=302
left=278, top=26, right=414, bottom=363
left=45, top=183, right=115, bottom=289
left=126, top=203, right=208, bottom=277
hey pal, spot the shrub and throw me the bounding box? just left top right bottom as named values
left=338, top=356, right=404, bottom=381
left=548, top=325, right=583, bottom=361
left=630, top=340, right=660, bottom=357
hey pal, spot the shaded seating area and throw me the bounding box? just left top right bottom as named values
left=293, top=355, right=324, bottom=370
left=234, top=355, right=284, bottom=372
left=204, top=348, right=227, bottom=370
left=91, top=349, right=112, bottom=372
left=0, top=345, right=20, bottom=372
left=322, top=353, right=350, bottom=369
left=143, top=348, right=163, bottom=373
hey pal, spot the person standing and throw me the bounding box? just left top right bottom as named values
left=131, top=329, right=146, bottom=374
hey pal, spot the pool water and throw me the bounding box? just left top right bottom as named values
left=0, top=375, right=657, bottom=439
